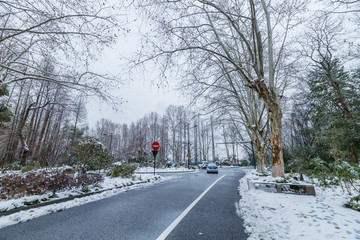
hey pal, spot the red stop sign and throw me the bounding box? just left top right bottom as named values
left=152, top=142, right=160, bottom=151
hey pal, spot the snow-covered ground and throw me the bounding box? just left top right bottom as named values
left=0, top=172, right=174, bottom=230
left=238, top=169, right=360, bottom=240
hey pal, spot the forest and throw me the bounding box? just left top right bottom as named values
left=0, top=0, right=359, bottom=188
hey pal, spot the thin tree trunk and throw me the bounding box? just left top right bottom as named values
left=211, top=116, right=216, bottom=161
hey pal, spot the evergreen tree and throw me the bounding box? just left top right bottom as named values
left=0, top=85, right=13, bottom=125
left=306, top=57, right=360, bottom=164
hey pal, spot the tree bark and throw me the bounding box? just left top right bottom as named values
left=251, top=80, right=285, bottom=177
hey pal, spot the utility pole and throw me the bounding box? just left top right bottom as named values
left=187, top=124, right=191, bottom=169
left=194, top=123, right=198, bottom=164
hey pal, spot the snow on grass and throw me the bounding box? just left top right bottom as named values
left=237, top=169, right=360, bottom=240
left=0, top=173, right=174, bottom=229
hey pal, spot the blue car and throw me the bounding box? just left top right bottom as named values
left=206, top=163, right=218, bottom=173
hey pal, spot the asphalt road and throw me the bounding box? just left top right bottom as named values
left=0, top=168, right=248, bottom=240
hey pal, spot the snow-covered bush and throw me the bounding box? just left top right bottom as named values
left=344, top=195, right=360, bottom=212
left=106, top=164, right=136, bottom=178
left=74, top=136, right=113, bottom=172
left=0, top=170, right=103, bottom=200
left=311, top=158, right=359, bottom=195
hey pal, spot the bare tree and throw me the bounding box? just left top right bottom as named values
left=0, top=0, right=125, bottom=102
left=134, top=0, right=307, bottom=176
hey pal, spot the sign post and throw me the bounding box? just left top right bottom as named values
left=152, top=142, right=160, bottom=176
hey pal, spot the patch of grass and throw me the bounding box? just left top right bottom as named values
left=49, top=194, right=58, bottom=199
left=21, top=165, right=35, bottom=173
left=275, top=179, right=289, bottom=183
left=23, top=199, right=40, bottom=206
left=0, top=208, right=8, bottom=213
left=107, top=164, right=136, bottom=178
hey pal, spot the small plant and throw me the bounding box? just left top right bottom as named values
left=63, top=167, right=74, bottom=174
left=107, top=164, right=136, bottom=178
left=275, top=179, right=289, bottom=183
left=49, top=194, right=58, bottom=199
left=21, top=165, right=35, bottom=173
left=0, top=208, right=8, bottom=213
left=344, top=195, right=360, bottom=211
left=8, top=161, right=21, bottom=170
left=23, top=199, right=40, bottom=206
left=310, top=158, right=360, bottom=195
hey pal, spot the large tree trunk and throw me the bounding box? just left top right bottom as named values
left=251, top=132, right=266, bottom=173
left=251, top=79, right=285, bottom=177
left=268, top=104, right=284, bottom=177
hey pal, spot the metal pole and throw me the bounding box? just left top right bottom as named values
left=194, top=124, right=198, bottom=164
left=152, top=150, right=158, bottom=176
left=187, top=124, right=190, bottom=169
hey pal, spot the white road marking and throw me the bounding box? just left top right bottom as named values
left=156, top=174, right=227, bottom=240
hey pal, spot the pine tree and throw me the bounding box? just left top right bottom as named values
left=306, top=57, right=360, bottom=164
left=0, top=85, right=13, bottom=125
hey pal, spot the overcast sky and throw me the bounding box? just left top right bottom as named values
left=86, top=15, right=185, bottom=128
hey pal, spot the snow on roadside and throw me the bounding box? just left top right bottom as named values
left=0, top=173, right=174, bottom=229
left=237, top=169, right=360, bottom=240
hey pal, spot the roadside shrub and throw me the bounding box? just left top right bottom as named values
left=8, top=161, right=21, bottom=170
left=0, top=170, right=104, bottom=200
left=220, top=161, right=231, bottom=166
left=75, top=173, right=103, bottom=189
left=107, top=164, right=136, bottom=178
left=74, top=137, right=113, bottom=172
left=310, top=158, right=360, bottom=195
left=344, top=195, right=360, bottom=211
left=21, top=165, right=35, bottom=173
left=239, top=159, right=249, bottom=166
left=63, top=167, right=74, bottom=174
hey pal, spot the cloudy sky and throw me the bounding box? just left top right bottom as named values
left=87, top=13, right=186, bottom=127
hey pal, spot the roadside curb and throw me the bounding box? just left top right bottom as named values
left=0, top=177, right=161, bottom=217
